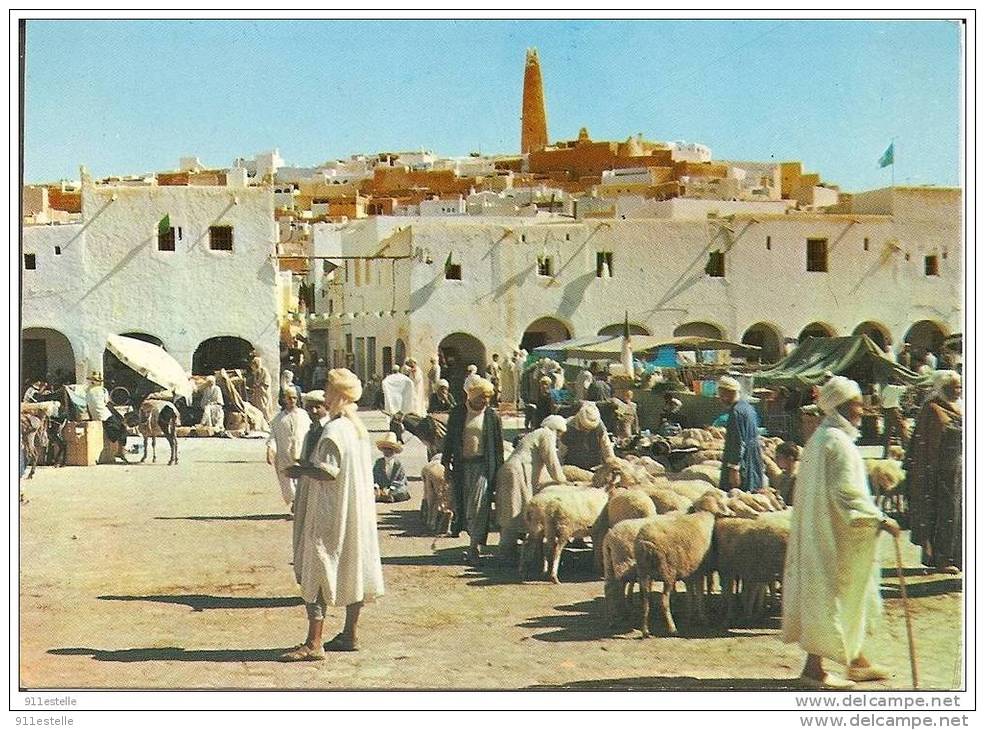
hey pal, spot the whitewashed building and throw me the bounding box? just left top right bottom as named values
left=304, top=186, right=960, bottom=389
left=21, top=170, right=280, bottom=388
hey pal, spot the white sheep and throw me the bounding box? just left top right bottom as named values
left=713, top=509, right=792, bottom=626
left=667, top=479, right=726, bottom=503
left=677, top=463, right=721, bottom=486
left=420, top=455, right=453, bottom=535
left=520, top=484, right=608, bottom=583
left=602, top=516, right=654, bottom=625
left=591, top=487, right=656, bottom=573
left=634, top=490, right=734, bottom=636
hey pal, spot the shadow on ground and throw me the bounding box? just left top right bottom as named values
left=376, top=509, right=435, bottom=538
left=154, top=514, right=291, bottom=522
left=48, top=647, right=287, bottom=663
left=881, top=578, right=962, bottom=599
left=97, top=594, right=303, bottom=611
left=529, top=675, right=805, bottom=691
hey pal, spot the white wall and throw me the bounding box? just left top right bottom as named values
left=21, top=182, right=280, bottom=387
left=326, top=207, right=961, bottom=367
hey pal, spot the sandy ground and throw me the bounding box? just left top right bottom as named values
left=19, top=409, right=963, bottom=691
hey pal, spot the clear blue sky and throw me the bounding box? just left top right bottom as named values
left=24, top=19, right=963, bottom=191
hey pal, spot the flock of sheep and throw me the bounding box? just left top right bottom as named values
left=418, top=427, right=906, bottom=638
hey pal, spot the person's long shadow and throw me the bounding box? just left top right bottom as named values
left=97, top=594, right=303, bottom=611
left=376, top=508, right=434, bottom=538
left=529, top=675, right=806, bottom=691
left=48, top=647, right=286, bottom=663
left=154, top=514, right=291, bottom=522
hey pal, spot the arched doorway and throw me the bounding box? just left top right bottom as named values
left=103, top=332, right=168, bottom=400
left=673, top=321, right=725, bottom=340
left=439, top=333, right=486, bottom=396
left=395, top=338, right=407, bottom=369
left=853, top=321, right=893, bottom=351
left=521, top=316, right=571, bottom=352
left=798, top=321, right=837, bottom=343
left=193, top=336, right=254, bottom=375
left=741, top=322, right=784, bottom=364
left=904, top=320, right=948, bottom=360
left=598, top=322, right=651, bottom=337
left=21, top=327, right=76, bottom=387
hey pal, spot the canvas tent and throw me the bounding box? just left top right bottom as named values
left=753, top=335, right=925, bottom=387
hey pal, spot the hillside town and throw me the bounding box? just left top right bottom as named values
left=19, top=47, right=963, bottom=691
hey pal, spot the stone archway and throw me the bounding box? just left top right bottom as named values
left=904, top=320, right=949, bottom=360
left=741, top=322, right=784, bottom=364
left=192, top=336, right=254, bottom=376
left=798, top=321, right=837, bottom=343
left=853, top=321, right=893, bottom=351
left=673, top=321, right=725, bottom=340
left=439, top=332, right=487, bottom=397
left=598, top=322, right=651, bottom=337
left=521, top=316, right=571, bottom=352
left=21, top=327, right=76, bottom=386
left=395, top=338, right=407, bottom=369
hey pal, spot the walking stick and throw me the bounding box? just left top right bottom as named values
left=893, top=534, right=919, bottom=689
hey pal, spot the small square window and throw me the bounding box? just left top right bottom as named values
left=863, top=237, right=870, bottom=251
left=445, top=263, right=462, bottom=280
left=158, top=227, right=176, bottom=252
left=596, top=251, right=614, bottom=277
left=806, top=238, right=828, bottom=272
left=766, top=236, right=771, bottom=251
left=54, top=246, right=61, bottom=255
left=706, top=251, right=725, bottom=278
left=521, top=234, right=526, bottom=243
left=565, top=233, right=571, bottom=241
left=904, top=253, right=911, bottom=262
left=537, top=256, right=554, bottom=277
left=209, top=225, right=233, bottom=251
left=924, top=255, right=939, bottom=276
left=24, top=253, right=36, bottom=270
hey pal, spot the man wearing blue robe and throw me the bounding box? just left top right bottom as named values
left=718, top=376, right=765, bottom=492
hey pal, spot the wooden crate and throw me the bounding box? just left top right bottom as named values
left=64, top=420, right=103, bottom=467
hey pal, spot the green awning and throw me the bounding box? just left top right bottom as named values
left=754, top=335, right=926, bottom=387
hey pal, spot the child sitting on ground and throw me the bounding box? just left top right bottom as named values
left=373, top=432, right=411, bottom=503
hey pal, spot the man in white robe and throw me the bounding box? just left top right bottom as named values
left=281, top=369, right=384, bottom=661
left=381, top=366, right=416, bottom=415
left=265, top=386, right=311, bottom=511
left=495, top=415, right=567, bottom=560
left=198, top=376, right=225, bottom=429
left=403, top=358, right=427, bottom=416
left=782, top=376, right=901, bottom=688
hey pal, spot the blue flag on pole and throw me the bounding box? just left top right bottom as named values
left=878, top=143, right=895, bottom=168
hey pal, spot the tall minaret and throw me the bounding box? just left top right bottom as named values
left=521, top=48, right=548, bottom=154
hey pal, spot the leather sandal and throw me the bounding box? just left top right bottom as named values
left=847, top=665, right=890, bottom=682
left=323, top=632, right=359, bottom=652
left=278, top=644, right=325, bottom=662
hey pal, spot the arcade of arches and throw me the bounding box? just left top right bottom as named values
left=21, top=327, right=75, bottom=385
left=192, top=336, right=255, bottom=376
left=673, top=321, right=725, bottom=340
left=741, top=323, right=783, bottom=364
left=439, top=333, right=486, bottom=396
left=598, top=323, right=650, bottom=337
left=520, top=316, right=570, bottom=352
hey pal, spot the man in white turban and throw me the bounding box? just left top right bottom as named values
left=782, top=376, right=901, bottom=688
left=717, top=375, right=765, bottom=492
left=198, top=375, right=225, bottom=429
left=560, top=402, right=614, bottom=470
left=281, top=369, right=384, bottom=660
left=496, top=414, right=568, bottom=562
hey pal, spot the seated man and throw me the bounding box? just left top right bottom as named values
left=373, top=432, right=410, bottom=503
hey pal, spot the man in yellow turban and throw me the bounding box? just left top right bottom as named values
left=442, top=376, right=504, bottom=565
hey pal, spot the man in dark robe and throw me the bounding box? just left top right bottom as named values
left=443, top=377, right=504, bottom=565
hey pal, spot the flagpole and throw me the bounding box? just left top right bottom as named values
left=891, top=138, right=895, bottom=188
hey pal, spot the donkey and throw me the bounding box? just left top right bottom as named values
left=131, top=399, right=180, bottom=465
